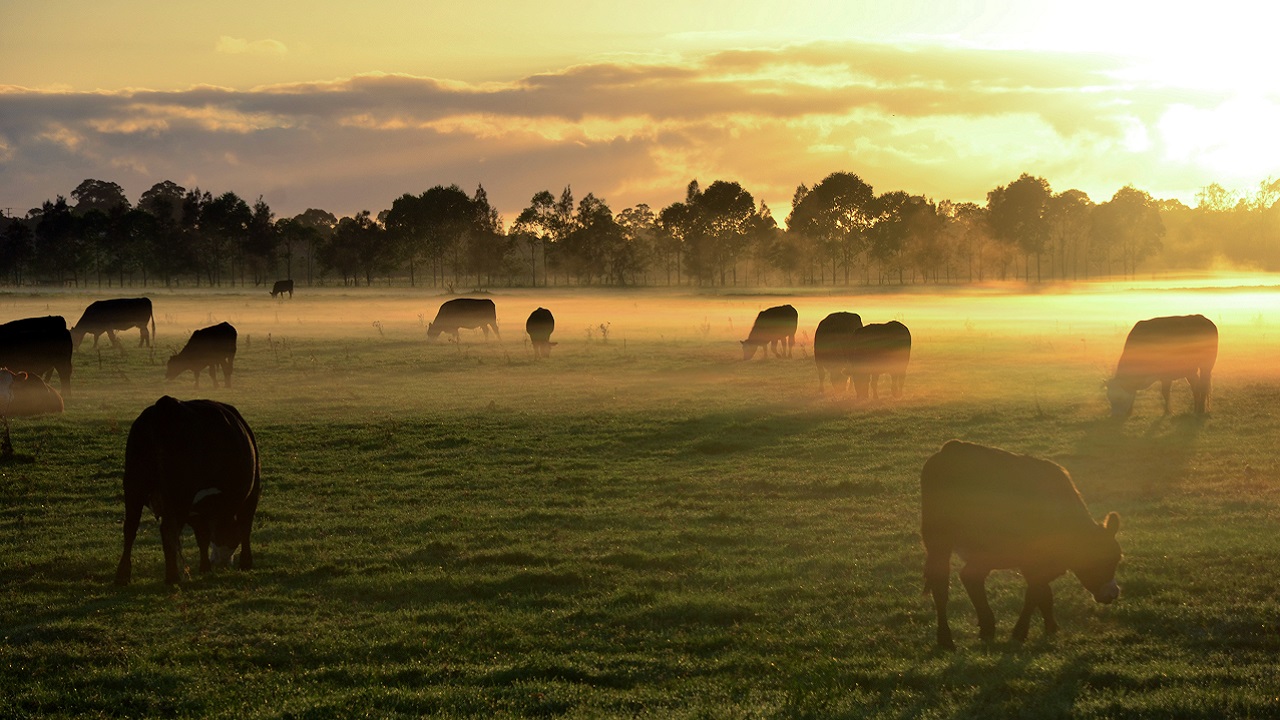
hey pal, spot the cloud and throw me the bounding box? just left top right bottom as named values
left=216, top=36, right=288, bottom=57
left=0, top=40, right=1266, bottom=222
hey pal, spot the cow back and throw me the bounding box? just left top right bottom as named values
left=1116, top=314, right=1218, bottom=379
left=814, top=312, right=862, bottom=364
left=747, top=304, right=798, bottom=342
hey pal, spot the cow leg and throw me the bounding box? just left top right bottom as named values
left=1160, top=379, right=1173, bottom=415
left=192, top=521, right=212, bottom=573
left=492, top=322, right=501, bottom=340
left=892, top=373, right=905, bottom=398
left=1012, top=578, right=1053, bottom=642
left=959, top=565, right=996, bottom=641
left=236, top=493, right=260, bottom=572
left=159, top=515, right=185, bottom=585
left=115, top=501, right=144, bottom=585
left=224, top=359, right=233, bottom=388
left=1198, top=367, right=1213, bottom=414
left=139, top=327, right=149, bottom=347
left=924, top=550, right=954, bottom=649
left=107, top=329, right=121, bottom=349
left=870, top=374, right=881, bottom=399
left=1038, top=587, right=1059, bottom=636
left=208, top=364, right=219, bottom=388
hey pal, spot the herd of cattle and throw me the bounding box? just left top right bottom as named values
left=0, top=288, right=1225, bottom=648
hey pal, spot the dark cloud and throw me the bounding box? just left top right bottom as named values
left=0, top=40, right=1245, bottom=220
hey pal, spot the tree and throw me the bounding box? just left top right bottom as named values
left=71, top=179, right=130, bottom=215
left=987, top=173, right=1051, bottom=281
left=786, top=172, right=876, bottom=284
left=291, top=208, right=337, bottom=285
left=512, top=189, right=574, bottom=287
left=1092, top=186, right=1164, bottom=277
left=1045, top=189, right=1094, bottom=280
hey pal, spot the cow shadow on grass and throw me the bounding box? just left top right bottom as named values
left=1066, top=412, right=1207, bottom=504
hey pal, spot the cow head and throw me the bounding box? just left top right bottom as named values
left=740, top=340, right=759, bottom=361
left=426, top=322, right=441, bottom=340
left=69, top=327, right=87, bottom=351
left=1072, top=512, right=1122, bottom=604
left=1105, top=379, right=1136, bottom=418
left=164, top=352, right=183, bottom=380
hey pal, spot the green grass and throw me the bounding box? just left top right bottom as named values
left=1, top=285, right=1279, bottom=718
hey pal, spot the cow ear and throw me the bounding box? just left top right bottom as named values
left=1104, top=512, right=1120, bottom=536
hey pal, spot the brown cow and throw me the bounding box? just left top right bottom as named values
left=921, top=440, right=1121, bottom=649
left=166, top=322, right=237, bottom=388
left=427, top=298, right=500, bottom=342
left=849, top=320, right=912, bottom=400
left=525, top=307, right=556, bottom=358
left=1106, top=314, right=1218, bottom=418
left=741, top=304, right=798, bottom=360
left=814, top=311, right=862, bottom=393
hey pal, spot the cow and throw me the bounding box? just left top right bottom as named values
left=814, top=311, right=862, bottom=393
left=71, top=297, right=155, bottom=351
left=270, top=279, right=294, bottom=299
left=741, top=304, right=798, bottom=360
left=115, top=396, right=261, bottom=585
left=921, top=440, right=1122, bottom=649
left=0, top=316, right=73, bottom=393
left=0, top=368, right=64, bottom=417
left=848, top=320, right=912, bottom=400
left=166, top=322, right=237, bottom=388
left=526, top=307, right=557, bottom=358
left=427, top=298, right=500, bottom=342
left=1106, top=314, right=1218, bottom=418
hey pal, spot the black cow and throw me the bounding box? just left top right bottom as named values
left=526, top=307, right=557, bottom=358
left=0, top=316, right=73, bottom=393
left=921, top=440, right=1122, bottom=649
left=741, top=304, right=798, bottom=360
left=848, top=320, right=912, bottom=400
left=427, top=298, right=500, bottom=342
left=166, top=322, right=237, bottom=388
left=270, top=279, right=294, bottom=298
left=1106, top=314, right=1218, bottom=418
left=71, top=297, right=155, bottom=351
left=115, top=396, right=261, bottom=585
left=814, top=311, right=862, bottom=393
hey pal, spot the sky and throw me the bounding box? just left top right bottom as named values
left=3, top=0, right=1279, bottom=224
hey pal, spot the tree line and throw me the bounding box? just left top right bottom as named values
left=2, top=173, right=1278, bottom=289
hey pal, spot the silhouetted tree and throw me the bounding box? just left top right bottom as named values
left=787, top=172, right=876, bottom=284
left=71, top=179, right=130, bottom=215
left=988, top=173, right=1051, bottom=281
left=1092, top=186, right=1164, bottom=277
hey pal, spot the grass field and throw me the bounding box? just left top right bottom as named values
left=1, top=280, right=1279, bottom=718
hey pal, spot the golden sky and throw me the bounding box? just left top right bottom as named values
left=2, top=0, right=1278, bottom=221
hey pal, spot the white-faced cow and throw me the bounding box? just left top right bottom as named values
left=270, top=279, right=294, bottom=298
left=115, top=396, right=261, bottom=585
left=166, top=322, right=237, bottom=388
left=71, top=297, right=155, bottom=351
left=741, top=304, right=798, bottom=360
left=526, top=307, right=557, bottom=358
left=427, top=298, right=500, bottom=342
left=1106, top=314, right=1218, bottom=419
left=0, top=315, right=73, bottom=393
left=921, top=440, right=1122, bottom=649
left=814, top=311, right=862, bottom=393
left=849, top=320, right=912, bottom=400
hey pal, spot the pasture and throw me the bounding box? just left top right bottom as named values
left=1, top=280, right=1278, bottom=718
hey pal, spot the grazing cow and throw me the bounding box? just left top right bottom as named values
left=71, top=297, right=155, bottom=351
left=741, top=304, right=798, bottom=360
left=166, top=322, right=237, bottom=388
left=270, top=279, right=294, bottom=298
left=427, top=298, right=500, bottom=342
left=115, top=396, right=261, bottom=585
left=849, top=320, right=912, bottom=400
left=814, top=311, right=862, bottom=393
left=0, top=316, right=73, bottom=393
left=0, top=368, right=64, bottom=417
left=1106, top=314, right=1218, bottom=418
left=921, top=440, right=1122, bottom=649
left=526, top=307, right=557, bottom=358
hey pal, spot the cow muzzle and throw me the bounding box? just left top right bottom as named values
left=1092, top=579, right=1120, bottom=604
left=210, top=543, right=236, bottom=568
